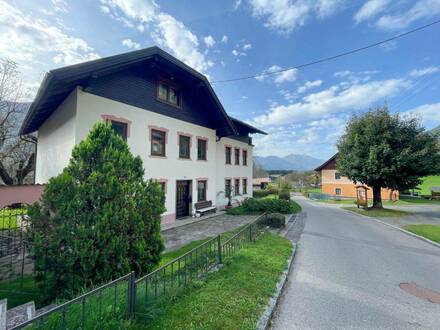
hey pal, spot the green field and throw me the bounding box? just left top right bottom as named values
left=343, top=207, right=412, bottom=218
left=130, top=233, right=292, bottom=329
left=416, top=176, right=440, bottom=196
left=404, top=224, right=440, bottom=243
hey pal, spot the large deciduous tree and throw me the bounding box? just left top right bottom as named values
left=337, top=106, right=440, bottom=208
left=28, top=122, right=165, bottom=301
left=0, top=59, right=36, bottom=185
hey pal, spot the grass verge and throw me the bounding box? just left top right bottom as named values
left=129, top=232, right=293, bottom=329
left=343, top=206, right=412, bottom=218
left=404, top=224, right=440, bottom=243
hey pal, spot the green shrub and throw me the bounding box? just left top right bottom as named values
left=226, top=198, right=301, bottom=215
left=27, top=122, right=165, bottom=302
left=266, top=213, right=286, bottom=228
left=253, top=187, right=279, bottom=198
left=278, top=189, right=290, bottom=200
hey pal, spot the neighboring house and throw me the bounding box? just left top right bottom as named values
left=252, top=178, right=271, bottom=190
left=20, top=47, right=266, bottom=223
left=315, top=154, right=399, bottom=200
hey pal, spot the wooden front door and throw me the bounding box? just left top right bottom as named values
left=176, top=180, right=191, bottom=218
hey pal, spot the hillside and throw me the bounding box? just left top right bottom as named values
left=254, top=154, right=324, bottom=171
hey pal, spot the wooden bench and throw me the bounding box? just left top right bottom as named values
left=194, top=200, right=216, bottom=216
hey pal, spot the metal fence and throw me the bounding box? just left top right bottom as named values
left=11, top=213, right=269, bottom=329
left=0, top=208, right=33, bottom=284
left=12, top=272, right=134, bottom=329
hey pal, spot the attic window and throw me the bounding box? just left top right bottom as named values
left=157, top=81, right=181, bottom=107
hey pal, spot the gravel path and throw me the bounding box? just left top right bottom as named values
left=162, top=214, right=258, bottom=252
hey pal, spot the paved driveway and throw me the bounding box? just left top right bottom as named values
left=162, top=214, right=258, bottom=252
left=272, top=196, right=440, bottom=329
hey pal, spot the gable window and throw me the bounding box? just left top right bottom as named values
left=225, top=147, right=231, bottom=164
left=234, top=178, right=240, bottom=195
left=242, top=178, right=247, bottom=195
left=197, top=180, right=207, bottom=202
left=110, top=121, right=128, bottom=141
left=197, top=139, right=207, bottom=160
left=179, top=135, right=191, bottom=159
left=335, top=188, right=341, bottom=195
left=335, top=172, right=341, bottom=180
left=225, top=179, right=231, bottom=197
left=151, top=129, right=166, bottom=156
left=242, top=150, right=248, bottom=166
left=234, top=148, right=240, bottom=165
left=157, top=81, right=181, bottom=107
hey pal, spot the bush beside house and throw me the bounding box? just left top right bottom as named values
left=227, top=198, right=300, bottom=215
left=27, top=123, right=165, bottom=301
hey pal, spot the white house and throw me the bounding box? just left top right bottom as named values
left=20, top=47, right=266, bottom=224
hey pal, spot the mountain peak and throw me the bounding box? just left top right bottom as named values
left=254, top=154, right=324, bottom=171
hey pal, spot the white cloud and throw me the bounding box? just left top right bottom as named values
left=221, top=35, right=228, bottom=43
left=409, top=66, right=440, bottom=78
left=0, top=0, right=99, bottom=67
left=101, top=0, right=213, bottom=73
left=403, top=102, right=440, bottom=128
left=256, top=65, right=298, bottom=84
left=253, top=78, right=410, bottom=126
left=375, top=0, right=440, bottom=30
left=203, top=35, right=216, bottom=48
left=52, top=0, right=69, bottom=13
left=297, top=80, right=323, bottom=93
left=242, top=43, right=252, bottom=50
left=121, top=38, right=141, bottom=50
left=247, top=0, right=345, bottom=34
left=354, top=0, right=390, bottom=23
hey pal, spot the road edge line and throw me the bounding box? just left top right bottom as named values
left=344, top=209, right=440, bottom=249
left=256, top=244, right=296, bottom=330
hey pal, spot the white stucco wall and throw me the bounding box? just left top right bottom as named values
left=35, top=88, right=77, bottom=183
left=215, top=137, right=253, bottom=208
left=35, top=88, right=254, bottom=222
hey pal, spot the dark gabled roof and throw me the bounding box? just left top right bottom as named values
left=230, top=117, right=267, bottom=135
left=314, top=153, right=339, bottom=171
left=20, top=46, right=241, bottom=136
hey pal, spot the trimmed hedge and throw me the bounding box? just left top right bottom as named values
left=278, top=189, right=290, bottom=200
left=227, top=198, right=301, bottom=215
left=253, top=188, right=279, bottom=198
left=266, top=213, right=286, bottom=228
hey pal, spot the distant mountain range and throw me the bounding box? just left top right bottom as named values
left=254, top=154, right=324, bottom=171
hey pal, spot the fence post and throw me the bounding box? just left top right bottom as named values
left=128, top=271, right=136, bottom=318
left=249, top=224, right=253, bottom=242
left=217, top=235, right=222, bottom=264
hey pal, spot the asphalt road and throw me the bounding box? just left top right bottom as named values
left=271, top=196, right=440, bottom=329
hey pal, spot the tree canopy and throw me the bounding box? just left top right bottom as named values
left=337, top=106, right=440, bottom=208
left=28, top=122, right=165, bottom=301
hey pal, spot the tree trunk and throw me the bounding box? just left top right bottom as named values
left=372, top=185, right=383, bottom=209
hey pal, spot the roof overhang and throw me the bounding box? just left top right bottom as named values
left=20, top=46, right=238, bottom=136
left=314, top=153, right=339, bottom=171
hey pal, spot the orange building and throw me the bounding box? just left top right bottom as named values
left=315, top=154, right=399, bottom=201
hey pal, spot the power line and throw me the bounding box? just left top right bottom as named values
left=211, top=19, right=440, bottom=84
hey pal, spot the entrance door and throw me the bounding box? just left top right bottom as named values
left=176, top=180, right=191, bottom=218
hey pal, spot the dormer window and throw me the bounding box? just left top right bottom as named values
left=157, top=81, right=181, bottom=107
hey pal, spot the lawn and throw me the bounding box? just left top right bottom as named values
left=0, top=208, right=26, bottom=229
left=315, top=196, right=440, bottom=206
left=416, top=175, right=440, bottom=196
left=129, top=233, right=293, bottom=329
left=343, top=207, right=412, bottom=218
left=404, top=224, right=440, bottom=243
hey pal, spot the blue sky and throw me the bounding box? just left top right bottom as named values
left=2, top=0, right=440, bottom=160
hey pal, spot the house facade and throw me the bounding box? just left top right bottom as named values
left=20, top=47, right=266, bottom=223
left=315, top=154, right=399, bottom=200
